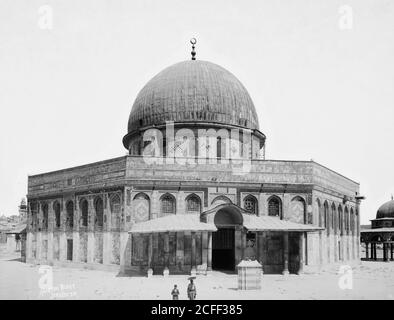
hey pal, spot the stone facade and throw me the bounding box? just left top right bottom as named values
left=26, top=156, right=360, bottom=274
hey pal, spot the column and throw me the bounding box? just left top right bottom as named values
left=163, top=232, right=169, bottom=276
left=73, top=232, right=79, bottom=262
left=282, top=232, right=289, bottom=275
left=59, top=232, right=67, bottom=261
left=47, top=201, right=54, bottom=262
left=119, top=231, right=130, bottom=273
left=103, top=194, right=111, bottom=265
left=147, top=234, right=153, bottom=277
left=176, top=232, right=184, bottom=272
left=391, top=243, right=394, bottom=261
left=365, top=243, right=369, bottom=259
left=383, top=243, right=387, bottom=261
left=235, top=227, right=242, bottom=265
left=36, top=203, right=42, bottom=261
left=191, top=232, right=196, bottom=275
left=254, top=232, right=259, bottom=262
left=207, top=232, right=212, bottom=271
left=373, top=243, right=377, bottom=261
left=87, top=232, right=95, bottom=263
left=242, top=230, right=246, bottom=259
left=298, top=232, right=304, bottom=275
left=202, top=232, right=208, bottom=272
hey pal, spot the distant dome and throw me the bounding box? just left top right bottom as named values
left=126, top=60, right=259, bottom=135
left=376, top=199, right=394, bottom=219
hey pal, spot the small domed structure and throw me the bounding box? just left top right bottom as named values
left=376, top=199, right=394, bottom=219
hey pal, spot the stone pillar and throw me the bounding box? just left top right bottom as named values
left=254, top=231, right=259, bottom=261
left=163, top=232, right=169, bottom=276
left=176, top=232, right=184, bottom=272
left=119, top=232, right=130, bottom=273
left=191, top=232, right=196, bottom=275
left=373, top=243, right=377, bottom=260
left=319, top=231, right=323, bottom=266
left=282, top=232, right=289, bottom=275
left=26, top=232, right=32, bottom=261
left=298, top=232, right=304, bottom=275
left=103, top=233, right=111, bottom=265
left=241, top=230, right=246, bottom=259
left=207, top=232, right=212, bottom=271
left=59, top=232, right=67, bottom=261
left=36, top=232, right=42, bottom=261
left=235, top=227, right=242, bottom=265
left=257, top=232, right=264, bottom=265
left=87, top=232, right=95, bottom=263
left=177, top=191, right=185, bottom=215
left=147, top=234, right=153, bottom=277
left=384, top=243, right=389, bottom=262
left=365, top=243, right=369, bottom=259
left=73, top=232, right=79, bottom=262
left=202, top=231, right=208, bottom=271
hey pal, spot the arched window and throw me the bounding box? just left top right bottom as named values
left=66, top=201, right=74, bottom=229
left=217, top=137, right=222, bottom=158
left=331, top=204, right=337, bottom=234
left=315, top=198, right=322, bottom=227
left=290, top=196, right=305, bottom=223
left=53, top=201, right=61, bottom=228
left=345, top=207, right=350, bottom=235
left=244, top=195, right=258, bottom=215
left=160, top=194, right=176, bottom=216
left=307, top=204, right=313, bottom=225
left=186, top=194, right=201, bottom=214
left=30, top=202, right=38, bottom=230
left=323, top=201, right=329, bottom=233
left=338, top=205, right=343, bottom=235
left=268, top=196, right=281, bottom=217
left=350, top=208, right=355, bottom=234
left=110, top=194, right=121, bottom=229
left=133, top=193, right=150, bottom=222
left=42, top=203, right=48, bottom=230
left=80, top=199, right=88, bottom=227
left=94, top=197, right=104, bottom=227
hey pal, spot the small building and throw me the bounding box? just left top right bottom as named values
left=6, top=224, right=27, bottom=261
left=360, top=198, right=394, bottom=261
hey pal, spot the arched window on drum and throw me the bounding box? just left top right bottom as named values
left=268, top=196, right=282, bottom=218
left=186, top=194, right=201, bottom=214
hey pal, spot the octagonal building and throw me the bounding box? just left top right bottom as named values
left=26, top=53, right=361, bottom=275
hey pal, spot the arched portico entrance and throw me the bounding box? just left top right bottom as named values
left=212, top=206, right=243, bottom=271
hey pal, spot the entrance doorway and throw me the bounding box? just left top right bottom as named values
left=212, top=228, right=235, bottom=270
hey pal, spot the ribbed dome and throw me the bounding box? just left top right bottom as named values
left=127, top=60, right=259, bottom=134
left=376, top=200, right=394, bottom=219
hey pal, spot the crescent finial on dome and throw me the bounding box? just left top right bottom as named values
left=190, top=38, right=197, bottom=60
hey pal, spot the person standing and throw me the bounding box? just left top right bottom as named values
left=171, top=284, right=179, bottom=300
left=187, top=279, right=196, bottom=300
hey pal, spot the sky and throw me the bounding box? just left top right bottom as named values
left=0, top=0, right=393, bottom=224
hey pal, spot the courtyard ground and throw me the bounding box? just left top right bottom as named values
left=0, top=245, right=393, bottom=300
